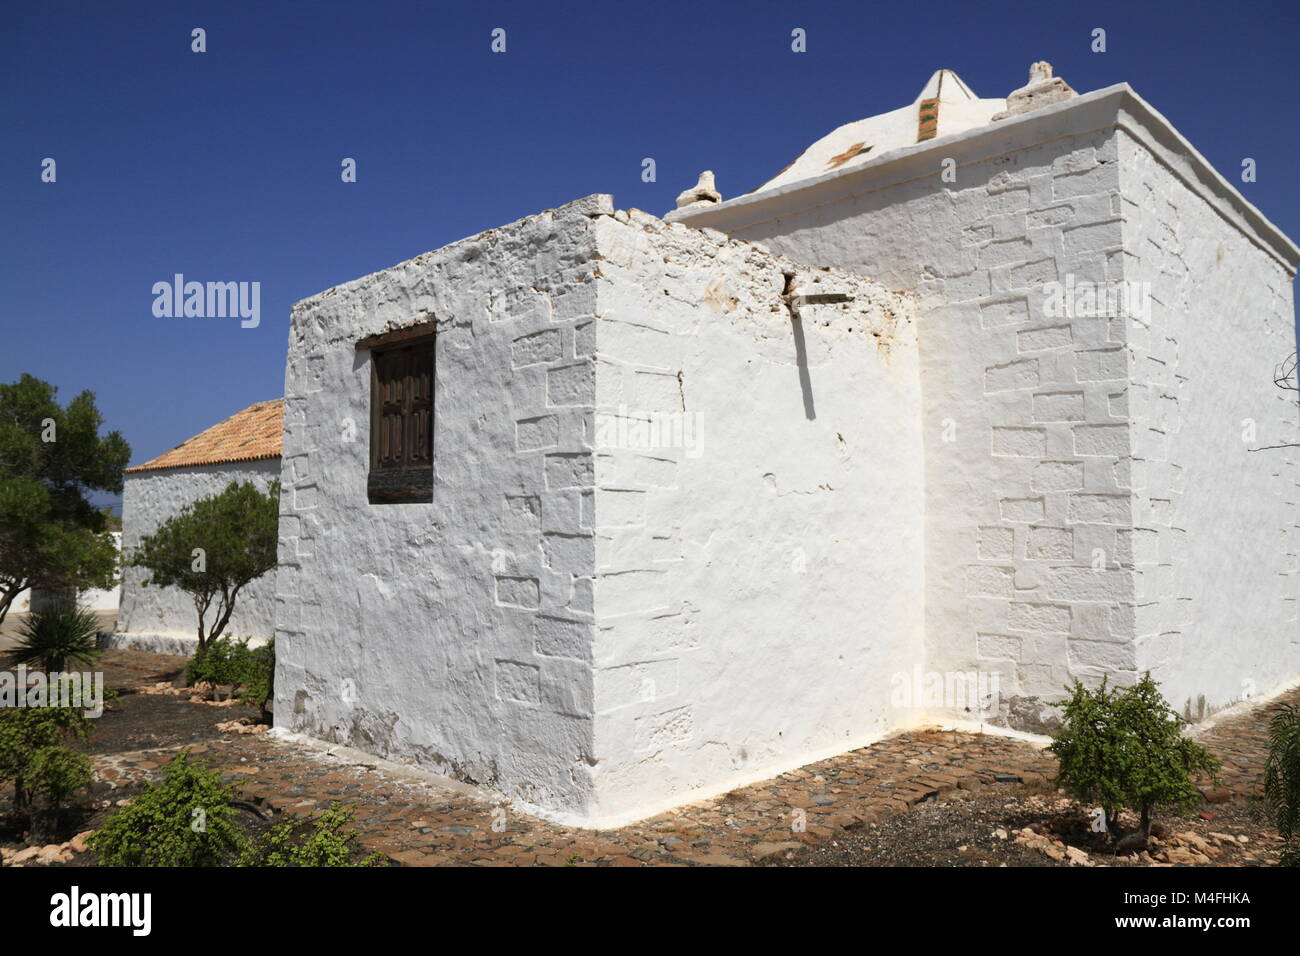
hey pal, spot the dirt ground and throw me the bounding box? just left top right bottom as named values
left=766, top=790, right=1282, bottom=867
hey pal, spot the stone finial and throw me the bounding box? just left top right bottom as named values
left=992, top=61, right=1076, bottom=121
left=675, top=170, right=722, bottom=210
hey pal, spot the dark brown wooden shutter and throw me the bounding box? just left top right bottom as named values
left=407, top=348, right=433, bottom=467
left=367, top=340, right=434, bottom=503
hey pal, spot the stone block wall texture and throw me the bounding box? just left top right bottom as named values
left=677, top=89, right=1298, bottom=730
left=278, top=88, right=1297, bottom=820
left=276, top=195, right=922, bottom=824
left=700, top=127, right=1133, bottom=730
left=1115, top=125, right=1299, bottom=719
left=115, top=461, right=279, bottom=652
left=276, top=197, right=607, bottom=818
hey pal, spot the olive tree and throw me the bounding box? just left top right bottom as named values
left=130, top=480, right=280, bottom=650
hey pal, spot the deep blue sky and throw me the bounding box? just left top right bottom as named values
left=2, top=0, right=1297, bottom=513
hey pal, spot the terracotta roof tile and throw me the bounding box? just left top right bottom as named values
left=125, top=399, right=283, bottom=473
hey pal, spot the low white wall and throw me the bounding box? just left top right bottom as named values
left=15, top=532, right=121, bottom=615
left=115, top=460, right=280, bottom=654
left=81, top=531, right=122, bottom=612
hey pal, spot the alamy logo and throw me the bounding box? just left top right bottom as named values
left=1040, top=276, right=1149, bottom=320
left=49, top=886, right=151, bottom=936
left=0, top=667, right=104, bottom=717
left=152, top=274, right=261, bottom=328
left=890, top=666, right=1000, bottom=718
left=594, top=405, right=704, bottom=458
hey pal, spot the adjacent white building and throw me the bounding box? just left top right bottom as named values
left=113, top=400, right=282, bottom=654
left=159, top=63, right=1292, bottom=827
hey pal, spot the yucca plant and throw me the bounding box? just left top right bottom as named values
left=12, top=605, right=102, bottom=673
left=1262, top=704, right=1300, bottom=865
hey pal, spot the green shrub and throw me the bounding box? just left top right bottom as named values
left=23, top=746, right=93, bottom=842
left=0, top=705, right=92, bottom=807
left=12, top=605, right=102, bottom=672
left=186, top=636, right=273, bottom=716
left=88, top=751, right=247, bottom=866
left=1049, top=673, right=1219, bottom=842
left=237, top=638, right=274, bottom=717
left=185, top=635, right=250, bottom=686
left=1261, top=703, right=1300, bottom=866
left=0, top=703, right=94, bottom=840
left=239, top=802, right=384, bottom=867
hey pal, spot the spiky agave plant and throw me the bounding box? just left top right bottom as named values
left=1262, top=704, right=1300, bottom=865
left=12, top=605, right=102, bottom=673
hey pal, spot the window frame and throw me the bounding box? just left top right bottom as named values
left=356, top=320, right=437, bottom=504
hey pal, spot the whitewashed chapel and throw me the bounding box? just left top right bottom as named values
left=262, top=64, right=1300, bottom=826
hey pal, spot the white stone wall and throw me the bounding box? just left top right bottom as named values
left=276, top=196, right=608, bottom=818
left=1116, top=129, right=1300, bottom=718
left=115, top=461, right=279, bottom=653
left=79, top=530, right=122, bottom=612
left=584, top=211, right=922, bottom=822
left=672, top=87, right=1300, bottom=729
left=684, top=127, right=1132, bottom=731
left=278, top=195, right=923, bottom=824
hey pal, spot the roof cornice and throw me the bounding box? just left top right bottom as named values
left=668, top=84, right=1299, bottom=275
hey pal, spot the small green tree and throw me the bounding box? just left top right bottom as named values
left=0, top=374, right=129, bottom=628
left=130, top=480, right=280, bottom=650
left=88, top=751, right=247, bottom=866
left=1049, top=673, right=1219, bottom=846
left=1261, top=704, right=1300, bottom=866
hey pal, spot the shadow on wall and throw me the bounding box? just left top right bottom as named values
left=790, top=314, right=817, bottom=420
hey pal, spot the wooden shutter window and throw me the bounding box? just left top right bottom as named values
left=366, top=337, right=435, bottom=504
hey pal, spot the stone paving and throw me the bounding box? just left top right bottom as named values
left=85, top=682, right=1297, bottom=866
left=91, top=727, right=1057, bottom=866
left=1191, top=690, right=1296, bottom=803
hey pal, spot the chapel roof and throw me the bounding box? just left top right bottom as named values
left=750, top=69, right=1006, bottom=194
left=125, top=399, right=283, bottom=473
